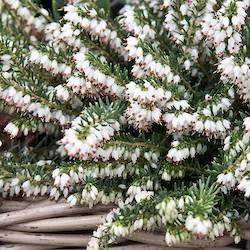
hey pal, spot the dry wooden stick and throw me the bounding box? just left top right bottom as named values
left=7, top=215, right=104, bottom=232
left=0, top=244, right=56, bottom=250
left=20, top=196, right=46, bottom=202
left=0, top=203, right=114, bottom=227
left=24, top=197, right=73, bottom=209
left=0, top=200, right=30, bottom=213
left=241, top=229, right=250, bottom=239
left=204, top=248, right=245, bottom=250
left=246, top=240, right=250, bottom=250
left=239, top=220, right=250, bottom=229
left=0, top=230, right=90, bottom=247
left=126, top=231, right=234, bottom=248
left=109, top=244, right=186, bottom=250
left=24, top=198, right=53, bottom=209
left=181, top=235, right=234, bottom=248
left=126, top=231, right=166, bottom=246
left=0, top=197, right=54, bottom=213
left=109, top=244, right=242, bottom=250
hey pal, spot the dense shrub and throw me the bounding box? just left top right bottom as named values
left=0, top=0, right=250, bottom=249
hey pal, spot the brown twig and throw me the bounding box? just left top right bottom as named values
left=126, top=232, right=234, bottom=248
left=7, top=215, right=104, bottom=232
left=0, top=244, right=56, bottom=250
left=0, top=202, right=114, bottom=227
left=0, top=230, right=90, bottom=247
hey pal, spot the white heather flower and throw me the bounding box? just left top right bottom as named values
left=217, top=172, right=236, bottom=189
left=238, top=177, right=250, bottom=197
left=4, top=123, right=19, bottom=138
left=87, top=237, right=100, bottom=250
left=55, top=85, right=70, bottom=101
left=156, top=198, right=179, bottom=223
left=184, top=60, right=191, bottom=70
left=244, top=117, right=250, bottom=131
left=34, top=175, right=41, bottom=182
left=185, top=215, right=212, bottom=235
left=52, top=168, right=60, bottom=178
left=135, top=191, right=153, bottom=202
left=60, top=173, right=71, bottom=188
left=67, top=194, right=78, bottom=206
left=41, top=186, right=48, bottom=196
left=22, top=180, right=31, bottom=193
left=125, top=102, right=162, bottom=130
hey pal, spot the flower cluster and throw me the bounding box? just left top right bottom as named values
left=167, top=140, right=207, bottom=163
left=61, top=100, right=123, bottom=159
left=2, top=0, right=49, bottom=34
left=201, top=0, right=249, bottom=55
left=218, top=57, right=250, bottom=102
left=216, top=117, right=250, bottom=196
left=95, top=144, right=160, bottom=165
left=0, top=160, right=52, bottom=198
left=163, top=0, right=213, bottom=67
left=63, top=4, right=127, bottom=57
left=120, top=6, right=156, bottom=40
left=126, top=37, right=181, bottom=82
left=193, top=116, right=231, bottom=139
left=0, top=85, right=71, bottom=125
left=185, top=215, right=212, bottom=235
left=29, top=49, right=72, bottom=77
left=0, top=54, right=13, bottom=78
left=125, top=102, right=162, bottom=130
left=125, top=80, right=172, bottom=106
left=73, top=50, right=125, bottom=97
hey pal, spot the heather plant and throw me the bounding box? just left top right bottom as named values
left=0, top=0, right=250, bottom=249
